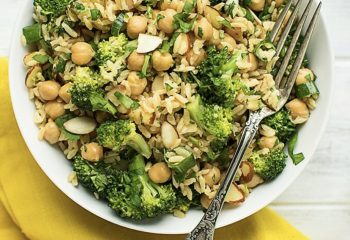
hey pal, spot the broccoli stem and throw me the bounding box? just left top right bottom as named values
left=126, top=133, right=152, bottom=159
left=221, top=50, right=242, bottom=74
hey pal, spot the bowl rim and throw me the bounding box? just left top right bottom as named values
left=9, top=0, right=334, bottom=235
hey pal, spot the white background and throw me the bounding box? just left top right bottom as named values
left=1, top=0, right=349, bottom=239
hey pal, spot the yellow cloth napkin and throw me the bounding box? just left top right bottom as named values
left=0, top=58, right=308, bottom=240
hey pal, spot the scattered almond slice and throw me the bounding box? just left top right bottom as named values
left=240, top=161, right=254, bottom=183
left=161, top=121, right=180, bottom=149
left=246, top=173, right=264, bottom=189
left=25, top=65, right=42, bottom=88
left=137, top=34, right=162, bottom=54
left=225, top=183, right=245, bottom=205
left=63, top=117, right=97, bottom=135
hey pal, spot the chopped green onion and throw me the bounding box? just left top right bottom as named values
left=218, top=18, right=232, bottom=29
left=224, top=1, right=239, bottom=18
left=197, top=27, right=203, bottom=38
left=73, top=2, right=85, bottom=12
left=254, top=41, right=276, bottom=62
left=183, top=0, right=196, bottom=13
left=296, top=81, right=320, bottom=99
left=22, top=23, right=42, bottom=44
left=244, top=8, right=255, bottom=21
left=288, top=133, right=305, bottom=165
left=166, top=154, right=196, bottom=183
left=54, top=57, right=67, bottom=73
left=165, top=83, right=173, bottom=91
left=39, top=40, right=52, bottom=54
left=173, top=13, right=197, bottom=33
left=90, top=9, right=102, bottom=21
left=156, top=14, right=165, bottom=22
left=55, top=114, right=80, bottom=141
left=114, top=92, right=140, bottom=110
left=160, top=40, right=171, bottom=53
left=140, top=55, right=151, bottom=78
left=33, top=54, right=49, bottom=64
left=146, top=6, right=153, bottom=19
left=111, top=13, right=125, bottom=36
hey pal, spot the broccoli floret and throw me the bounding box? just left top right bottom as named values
left=73, top=155, right=119, bottom=199
left=73, top=154, right=193, bottom=219
left=70, top=67, right=117, bottom=114
left=34, top=0, right=73, bottom=18
left=262, top=108, right=296, bottom=143
left=127, top=155, right=177, bottom=217
left=193, top=46, right=248, bottom=107
left=73, top=155, right=145, bottom=219
left=187, top=95, right=233, bottom=140
left=96, top=120, right=152, bottom=159
left=96, top=34, right=137, bottom=81
left=248, top=148, right=287, bottom=181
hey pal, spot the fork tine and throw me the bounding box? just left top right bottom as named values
left=269, top=0, right=293, bottom=43
left=281, top=2, right=322, bottom=96
left=274, top=0, right=314, bottom=88
left=274, top=0, right=303, bottom=58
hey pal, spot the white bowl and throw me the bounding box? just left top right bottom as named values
left=9, top=0, right=333, bottom=235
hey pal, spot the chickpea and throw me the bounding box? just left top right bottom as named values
left=160, top=0, right=181, bottom=11
left=186, top=48, right=206, bottom=66
left=158, top=9, right=177, bottom=34
left=127, top=51, right=145, bottom=71
left=258, top=136, right=278, bottom=149
left=127, top=16, right=148, bottom=39
left=38, top=81, right=60, bottom=101
left=210, top=28, right=221, bottom=46
left=95, top=111, right=110, bottom=123
left=248, top=53, right=258, bottom=71
left=148, top=162, right=172, bottom=184
left=152, top=51, right=174, bottom=72
left=58, top=83, right=72, bottom=103
left=127, top=72, right=148, bottom=96
left=286, top=99, right=310, bottom=121
left=296, top=68, right=314, bottom=85
left=225, top=27, right=244, bottom=42
left=71, top=42, right=94, bottom=66
left=194, top=18, right=213, bottom=41
left=44, top=120, right=61, bottom=144
left=200, top=194, right=212, bottom=209
left=203, top=165, right=221, bottom=187
left=275, top=0, right=284, bottom=7
left=81, top=142, right=103, bottom=162
left=44, top=101, right=65, bottom=120
left=249, top=0, right=266, bottom=12
left=218, top=34, right=237, bottom=51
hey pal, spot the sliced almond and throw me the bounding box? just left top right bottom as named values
left=240, top=161, right=254, bottom=183
left=161, top=121, right=179, bottom=149
left=204, top=6, right=222, bottom=29
left=137, top=34, right=162, bottom=54
left=152, top=75, right=165, bottom=92
left=63, top=117, right=97, bottom=135
left=246, top=173, right=264, bottom=189
left=225, top=183, right=245, bottom=205
left=173, top=33, right=190, bottom=55
left=25, top=65, right=42, bottom=88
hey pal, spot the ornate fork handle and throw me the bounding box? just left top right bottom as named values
left=186, top=110, right=270, bottom=240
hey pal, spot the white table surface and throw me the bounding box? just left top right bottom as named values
left=1, top=0, right=349, bottom=239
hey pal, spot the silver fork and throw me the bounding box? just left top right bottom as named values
left=186, top=1, right=322, bottom=239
